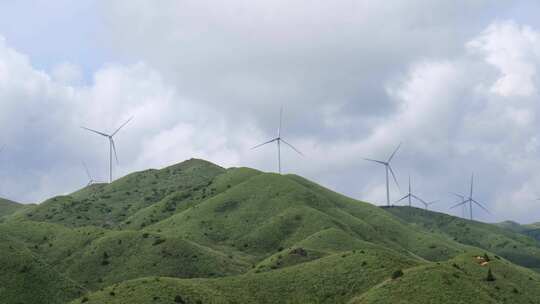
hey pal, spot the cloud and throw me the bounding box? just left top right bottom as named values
left=2, top=2, right=540, bottom=224
left=468, top=20, right=540, bottom=97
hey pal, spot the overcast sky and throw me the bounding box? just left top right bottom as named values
left=1, top=1, right=540, bottom=224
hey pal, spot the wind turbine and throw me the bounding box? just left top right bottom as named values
left=364, top=143, right=401, bottom=206
left=422, top=200, right=438, bottom=210
left=251, top=107, right=303, bottom=174
left=81, top=117, right=133, bottom=183
left=395, top=175, right=425, bottom=207
left=451, top=193, right=468, bottom=218
left=450, top=173, right=489, bottom=220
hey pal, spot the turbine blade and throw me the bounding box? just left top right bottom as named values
left=112, top=116, right=134, bottom=136
left=281, top=139, right=304, bottom=156
left=450, top=200, right=468, bottom=209
left=471, top=199, right=490, bottom=214
left=395, top=194, right=409, bottom=203
left=388, top=165, right=400, bottom=191
left=387, top=142, right=402, bottom=163
left=411, top=194, right=427, bottom=204
left=451, top=192, right=465, bottom=200
left=363, top=158, right=386, bottom=165
left=251, top=138, right=277, bottom=150
left=82, top=161, right=92, bottom=180
left=81, top=126, right=109, bottom=137
left=111, top=139, right=119, bottom=164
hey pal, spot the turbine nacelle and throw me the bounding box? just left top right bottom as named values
left=450, top=173, right=489, bottom=220
left=252, top=107, right=303, bottom=174
left=81, top=116, right=133, bottom=183
left=363, top=143, right=402, bottom=206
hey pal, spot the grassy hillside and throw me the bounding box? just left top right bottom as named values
left=0, top=233, right=85, bottom=304
left=385, top=206, right=540, bottom=272
left=70, top=247, right=421, bottom=304
left=351, top=251, right=540, bottom=304
left=498, top=220, right=540, bottom=243
left=148, top=172, right=470, bottom=264
left=2, top=159, right=540, bottom=304
left=0, top=198, right=26, bottom=219
left=16, top=159, right=226, bottom=228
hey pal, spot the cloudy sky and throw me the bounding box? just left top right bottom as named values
left=1, top=1, right=540, bottom=224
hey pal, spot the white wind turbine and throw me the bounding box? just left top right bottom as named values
left=395, top=175, right=426, bottom=207
left=364, top=143, right=402, bottom=206
left=252, top=107, right=303, bottom=174
left=450, top=173, right=489, bottom=220
left=81, top=117, right=133, bottom=183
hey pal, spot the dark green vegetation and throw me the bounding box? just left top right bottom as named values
left=0, top=198, right=28, bottom=220
left=1, top=159, right=539, bottom=304
left=385, top=206, right=540, bottom=272
left=498, top=220, right=540, bottom=243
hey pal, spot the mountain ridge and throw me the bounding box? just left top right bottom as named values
left=2, top=158, right=540, bottom=304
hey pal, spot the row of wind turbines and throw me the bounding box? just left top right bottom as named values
left=79, top=107, right=488, bottom=221
left=251, top=107, right=490, bottom=221
left=363, top=143, right=489, bottom=220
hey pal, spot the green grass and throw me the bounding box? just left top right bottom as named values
left=351, top=251, right=540, bottom=304
left=70, top=246, right=421, bottom=304
left=17, top=159, right=226, bottom=228
left=0, top=233, right=85, bottom=304
left=385, top=206, right=540, bottom=271
left=498, top=220, right=540, bottom=243
left=2, top=158, right=540, bottom=304
left=0, top=197, right=30, bottom=220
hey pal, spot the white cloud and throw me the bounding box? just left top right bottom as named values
left=468, top=20, right=540, bottom=97
left=2, top=2, right=540, bottom=224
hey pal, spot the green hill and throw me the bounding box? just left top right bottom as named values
left=351, top=251, right=540, bottom=304
left=384, top=206, right=540, bottom=272
left=497, top=220, right=540, bottom=243
left=0, top=198, right=27, bottom=219
left=2, top=159, right=540, bottom=304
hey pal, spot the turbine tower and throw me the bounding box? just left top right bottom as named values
left=450, top=173, right=489, bottom=220
left=252, top=107, right=303, bottom=174
left=395, top=175, right=425, bottom=207
left=81, top=117, right=133, bottom=183
left=364, top=143, right=401, bottom=206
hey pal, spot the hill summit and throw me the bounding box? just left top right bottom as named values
left=1, top=158, right=540, bottom=304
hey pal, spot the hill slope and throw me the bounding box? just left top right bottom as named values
left=0, top=198, right=26, bottom=219
left=498, top=220, right=540, bottom=243
left=2, top=159, right=540, bottom=304
left=384, top=206, right=540, bottom=272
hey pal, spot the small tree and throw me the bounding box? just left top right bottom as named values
left=486, top=268, right=496, bottom=281
left=391, top=269, right=404, bottom=279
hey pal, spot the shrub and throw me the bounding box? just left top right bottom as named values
left=486, top=268, right=496, bottom=282
left=174, top=295, right=185, bottom=303
left=483, top=253, right=490, bottom=262
left=391, top=269, right=404, bottom=279
left=152, top=238, right=166, bottom=246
